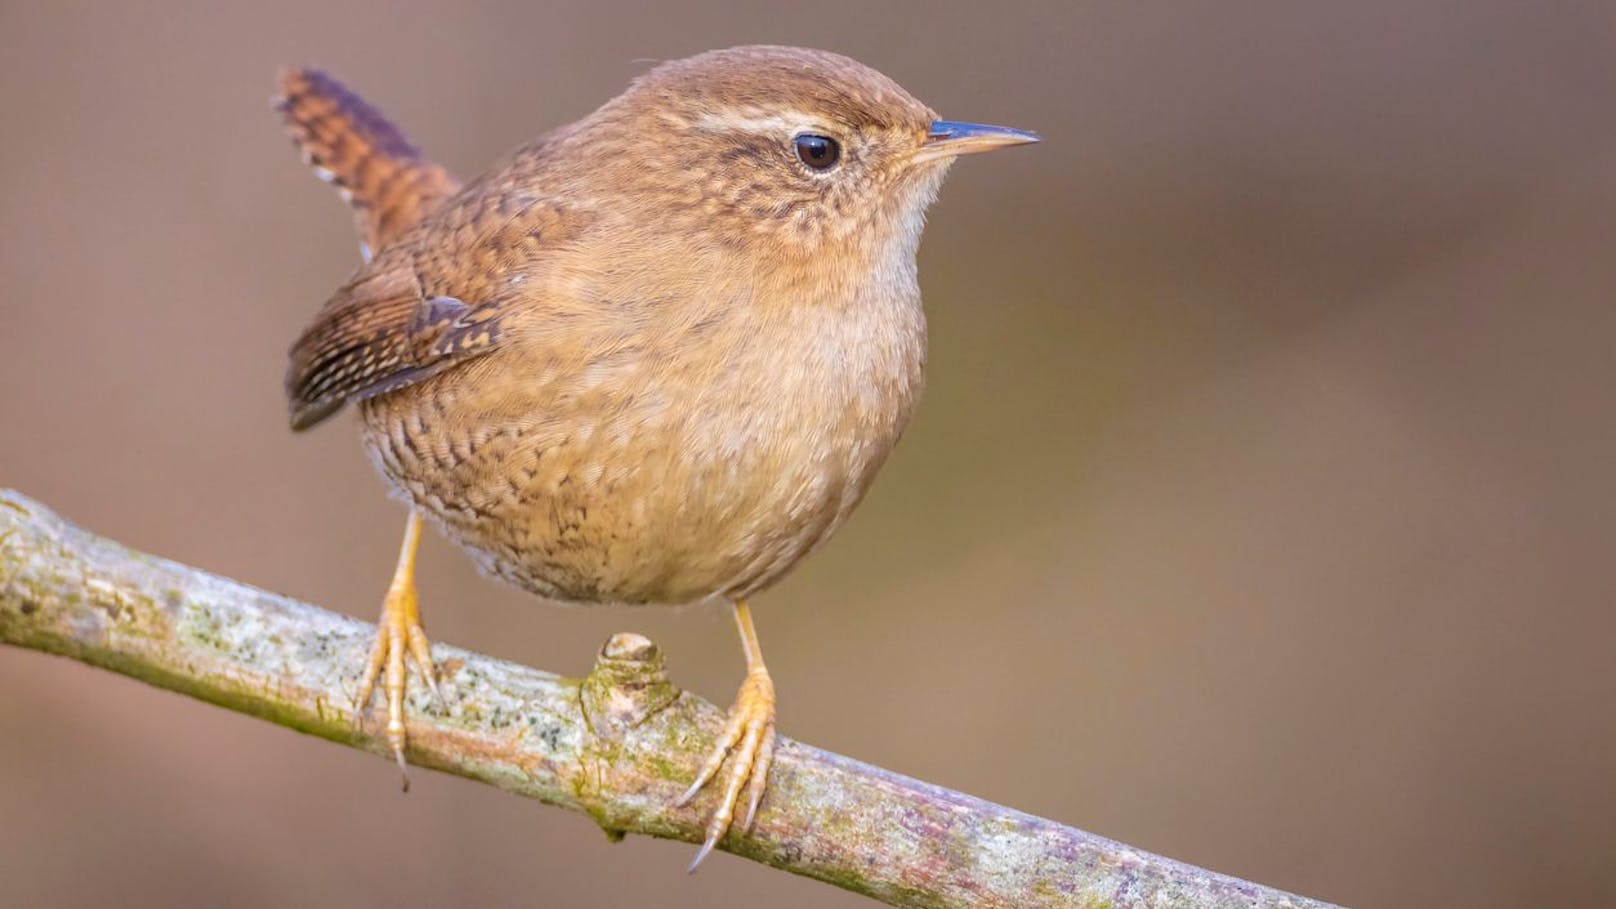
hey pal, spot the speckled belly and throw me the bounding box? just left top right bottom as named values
left=356, top=369, right=885, bottom=606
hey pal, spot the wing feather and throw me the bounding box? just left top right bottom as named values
left=284, top=183, right=580, bottom=431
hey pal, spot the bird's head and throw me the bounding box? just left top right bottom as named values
left=575, top=45, right=1037, bottom=264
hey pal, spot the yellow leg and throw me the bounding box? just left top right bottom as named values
left=352, top=511, right=439, bottom=790
left=675, top=598, right=778, bottom=870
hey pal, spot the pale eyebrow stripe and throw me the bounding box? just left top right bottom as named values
left=693, top=111, right=822, bottom=135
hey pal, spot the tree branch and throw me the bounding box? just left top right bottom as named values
left=0, top=489, right=1336, bottom=909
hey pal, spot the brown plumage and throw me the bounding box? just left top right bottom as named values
left=276, top=45, right=1037, bottom=866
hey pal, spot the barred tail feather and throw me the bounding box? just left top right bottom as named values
left=273, top=67, right=461, bottom=251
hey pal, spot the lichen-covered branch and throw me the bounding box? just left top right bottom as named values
left=0, top=489, right=1337, bottom=909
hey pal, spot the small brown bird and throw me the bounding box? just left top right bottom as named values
left=274, top=45, right=1036, bottom=866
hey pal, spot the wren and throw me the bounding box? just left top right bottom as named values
left=274, top=45, right=1037, bottom=867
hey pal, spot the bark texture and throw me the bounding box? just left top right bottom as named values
left=0, top=489, right=1338, bottom=909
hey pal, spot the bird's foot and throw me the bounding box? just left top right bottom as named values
left=676, top=666, right=777, bottom=870
left=352, top=574, right=439, bottom=791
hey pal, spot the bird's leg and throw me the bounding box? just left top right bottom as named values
left=352, top=511, right=439, bottom=791
left=676, top=598, right=778, bottom=870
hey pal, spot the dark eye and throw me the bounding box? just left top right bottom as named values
left=793, top=134, right=841, bottom=170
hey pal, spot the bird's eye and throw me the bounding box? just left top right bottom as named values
left=793, top=134, right=841, bottom=171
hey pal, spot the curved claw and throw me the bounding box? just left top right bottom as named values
left=687, top=836, right=719, bottom=874
left=394, top=744, right=411, bottom=792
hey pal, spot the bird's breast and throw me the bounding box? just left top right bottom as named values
left=650, top=281, right=929, bottom=597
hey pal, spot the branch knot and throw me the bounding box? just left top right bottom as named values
left=581, top=632, right=680, bottom=740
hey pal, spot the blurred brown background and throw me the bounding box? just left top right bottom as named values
left=3, top=2, right=1614, bottom=907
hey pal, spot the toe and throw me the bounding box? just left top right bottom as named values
left=352, top=626, right=389, bottom=727
left=404, top=623, right=442, bottom=705
left=677, top=704, right=748, bottom=806
left=742, top=724, right=776, bottom=833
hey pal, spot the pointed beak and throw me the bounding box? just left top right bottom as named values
left=915, top=120, right=1041, bottom=163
